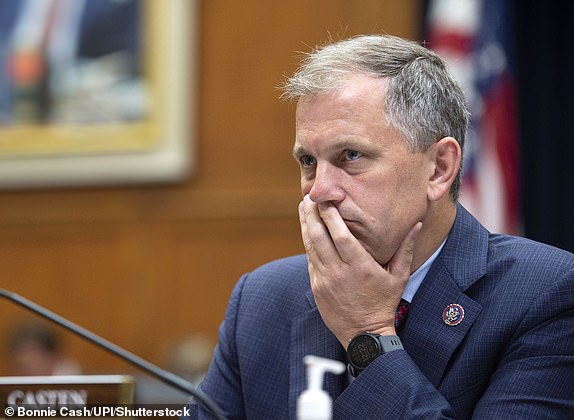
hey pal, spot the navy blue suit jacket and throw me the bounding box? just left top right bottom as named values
left=185, top=206, right=574, bottom=419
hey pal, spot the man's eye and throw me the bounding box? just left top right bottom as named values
left=300, top=155, right=316, bottom=167
left=344, top=150, right=362, bottom=161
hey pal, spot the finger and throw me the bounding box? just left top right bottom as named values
left=317, top=202, right=367, bottom=264
left=387, top=221, right=423, bottom=281
left=298, top=199, right=313, bottom=256
left=298, top=195, right=338, bottom=266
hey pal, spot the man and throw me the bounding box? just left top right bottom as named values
left=7, top=321, right=81, bottom=376
left=184, top=35, right=574, bottom=419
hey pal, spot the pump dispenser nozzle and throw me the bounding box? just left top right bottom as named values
left=297, top=355, right=346, bottom=420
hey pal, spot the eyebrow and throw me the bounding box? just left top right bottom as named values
left=293, top=138, right=370, bottom=160
left=292, top=144, right=306, bottom=159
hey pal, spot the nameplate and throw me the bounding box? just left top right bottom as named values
left=0, top=375, right=133, bottom=418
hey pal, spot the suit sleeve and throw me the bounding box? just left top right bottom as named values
left=182, top=274, right=249, bottom=420
left=334, top=350, right=456, bottom=419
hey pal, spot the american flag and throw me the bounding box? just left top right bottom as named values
left=425, top=0, right=520, bottom=234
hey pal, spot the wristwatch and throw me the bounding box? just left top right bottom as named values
left=347, top=333, right=404, bottom=377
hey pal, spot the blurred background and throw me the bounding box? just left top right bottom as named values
left=0, top=0, right=572, bottom=400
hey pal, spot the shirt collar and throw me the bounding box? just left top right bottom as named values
left=402, top=239, right=446, bottom=303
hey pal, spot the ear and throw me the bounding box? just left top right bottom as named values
left=427, top=137, right=461, bottom=202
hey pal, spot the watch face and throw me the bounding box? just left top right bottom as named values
left=347, top=334, right=380, bottom=369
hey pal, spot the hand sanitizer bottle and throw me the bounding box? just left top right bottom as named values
left=297, top=355, right=346, bottom=420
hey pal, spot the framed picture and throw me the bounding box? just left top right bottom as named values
left=0, top=0, right=195, bottom=188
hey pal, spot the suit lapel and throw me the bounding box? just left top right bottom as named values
left=401, top=263, right=482, bottom=387
left=401, top=205, right=488, bottom=387
left=289, top=290, right=347, bottom=419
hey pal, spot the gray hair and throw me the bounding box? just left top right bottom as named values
left=282, top=34, right=470, bottom=201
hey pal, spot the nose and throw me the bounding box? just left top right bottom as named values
left=305, top=162, right=345, bottom=204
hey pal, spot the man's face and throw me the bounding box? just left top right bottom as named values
left=293, top=75, right=433, bottom=266
left=10, top=343, right=56, bottom=376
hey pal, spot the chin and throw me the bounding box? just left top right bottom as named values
left=356, top=241, right=382, bottom=263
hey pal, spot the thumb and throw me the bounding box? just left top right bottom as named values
left=387, top=222, right=423, bottom=280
